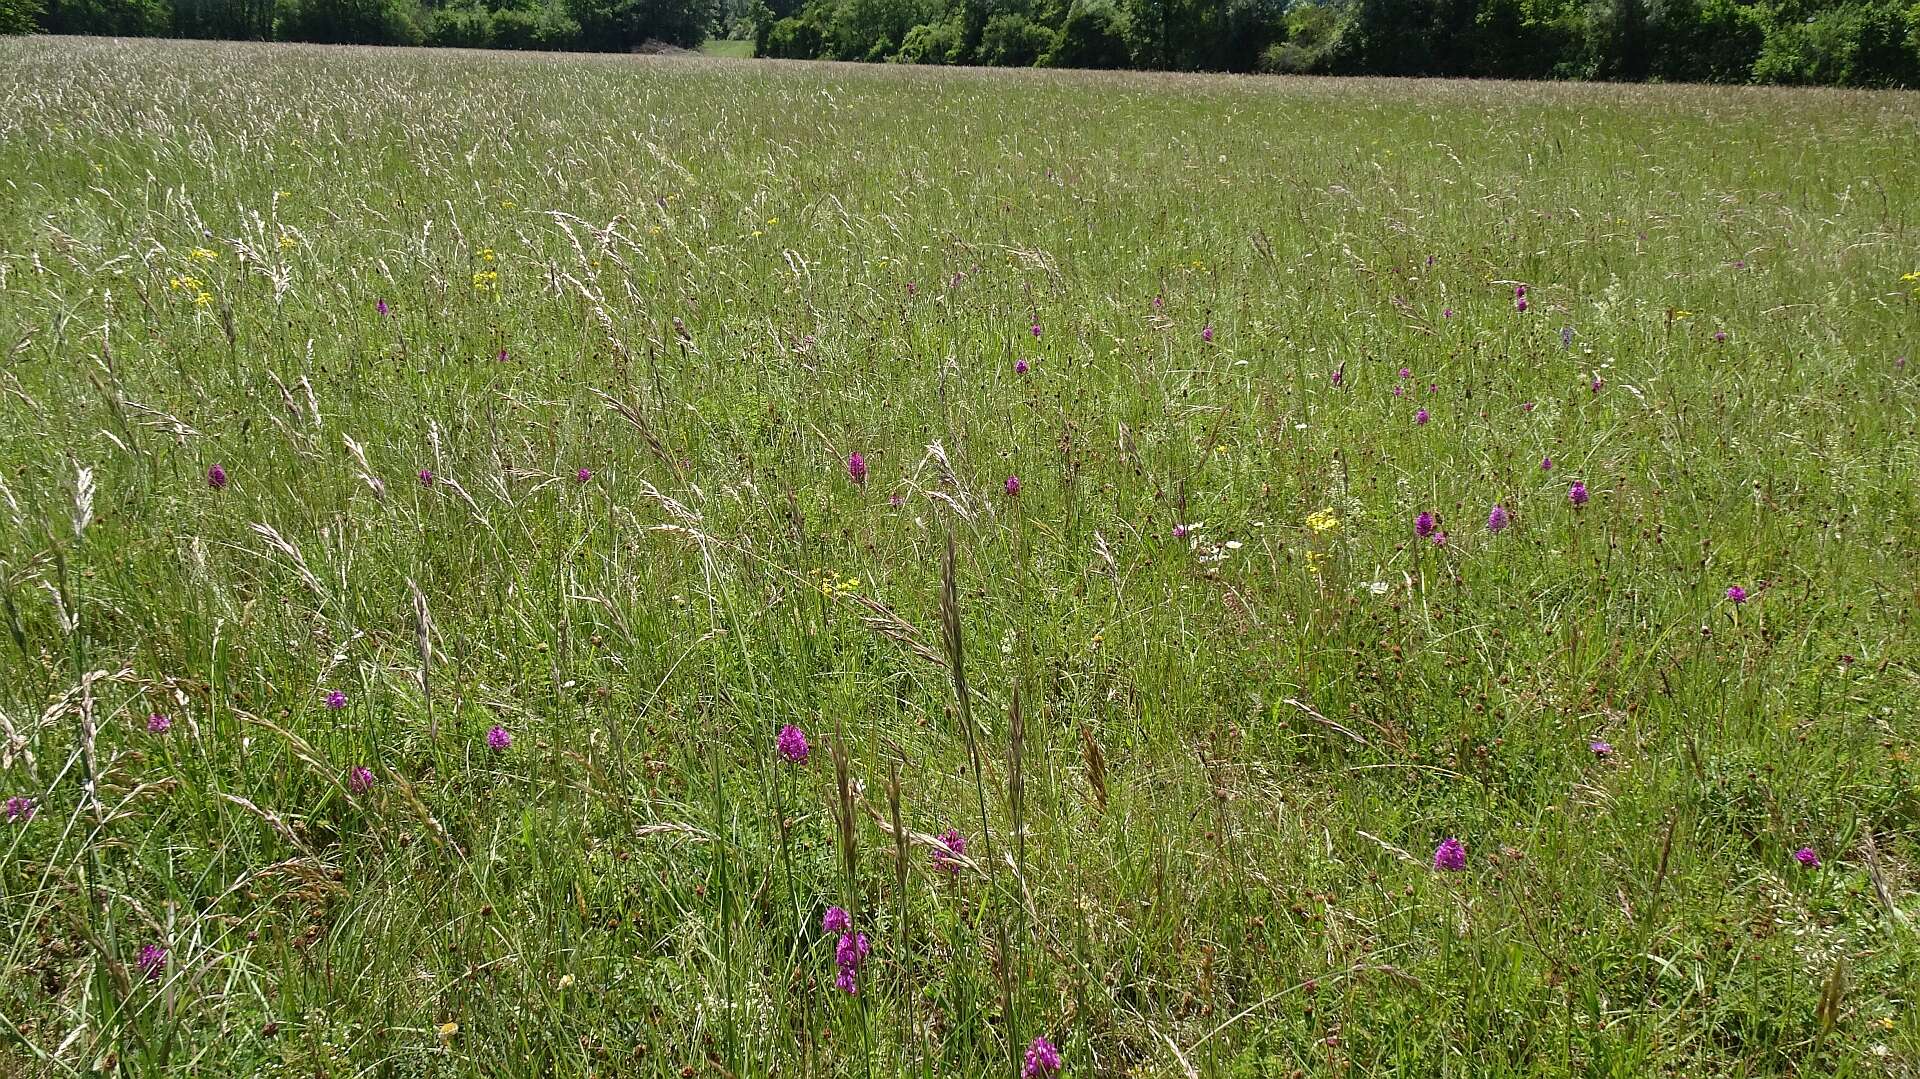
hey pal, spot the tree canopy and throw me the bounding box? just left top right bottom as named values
left=9, top=0, right=1920, bottom=87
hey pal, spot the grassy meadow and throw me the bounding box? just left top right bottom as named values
left=1, top=36, right=1918, bottom=1078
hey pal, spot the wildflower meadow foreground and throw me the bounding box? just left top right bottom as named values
left=1, top=36, right=1918, bottom=1079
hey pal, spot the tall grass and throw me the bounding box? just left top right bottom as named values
left=0, top=36, right=1916, bottom=1078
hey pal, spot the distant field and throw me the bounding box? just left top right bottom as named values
left=0, top=36, right=1915, bottom=1079
left=699, top=38, right=756, bottom=58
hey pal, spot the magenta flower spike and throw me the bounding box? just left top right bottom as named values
left=777, top=724, right=809, bottom=764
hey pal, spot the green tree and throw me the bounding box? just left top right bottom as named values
left=567, top=0, right=712, bottom=48
left=0, top=0, right=45, bottom=32
left=1323, top=0, right=1478, bottom=74
left=40, top=0, right=170, bottom=34
left=894, top=16, right=965, bottom=59
left=1646, top=0, right=1764, bottom=81
left=977, top=9, right=1052, bottom=59
left=821, top=0, right=932, bottom=58
left=1042, top=0, right=1131, bottom=66
left=279, top=0, right=421, bottom=42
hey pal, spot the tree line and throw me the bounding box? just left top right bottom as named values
left=0, top=0, right=720, bottom=53
left=4, top=0, right=1917, bottom=87
left=763, top=0, right=1920, bottom=84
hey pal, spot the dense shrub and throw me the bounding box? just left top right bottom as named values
left=761, top=9, right=821, bottom=52
left=1041, top=0, right=1130, bottom=66
left=566, top=0, right=710, bottom=48
left=40, top=0, right=171, bottom=35
left=978, top=10, right=1052, bottom=62
left=280, top=0, right=420, bottom=42
left=894, top=16, right=962, bottom=60
left=819, top=0, right=932, bottom=59
left=488, top=3, right=580, bottom=45
left=1, top=0, right=45, bottom=31
left=426, top=3, right=493, bottom=44
left=1639, top=0, right=1758, bottom=80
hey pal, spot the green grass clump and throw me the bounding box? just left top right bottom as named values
left=0, top=36, right=1916, bottom=1079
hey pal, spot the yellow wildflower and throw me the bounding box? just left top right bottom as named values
left=189, top=247, right=218, bottom=261
left=1306, top=508, right=1340, bottom=533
